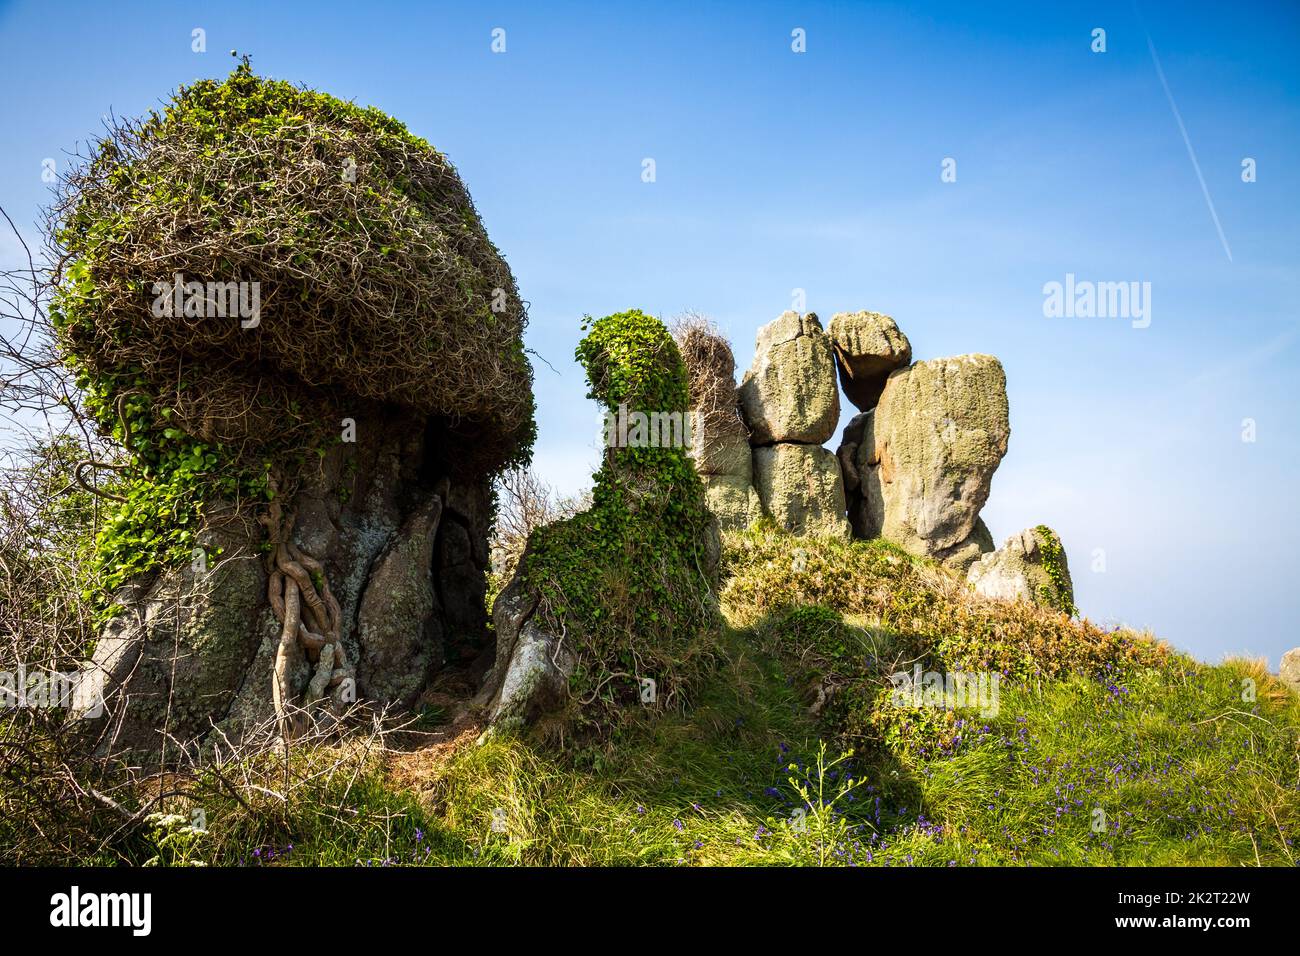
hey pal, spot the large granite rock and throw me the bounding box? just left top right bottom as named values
left=853, top=354, right=1009, bottom=569
left=968, top=526, right=1075, bottom=614
left=87, top=513, right=268, bottom=754
left=753, top=443, right=849, bottom=538
left=701, top=473, right=763, bottom=533
left=739, top=312, right=840, bottom=445
left=827, top=311, right=912, bottom=411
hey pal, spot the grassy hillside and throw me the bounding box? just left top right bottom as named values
left=106, top=526, right=1298, bottom=868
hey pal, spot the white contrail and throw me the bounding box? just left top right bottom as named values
left=1145, top=31, right=1233, bottom=262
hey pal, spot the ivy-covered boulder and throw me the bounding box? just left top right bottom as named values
left=478, top=310, right=722, bottom=732
left=52, top=65, right=531, bottom=752
left=967, top=526, right=1077, bottom=616
left=53, top=63, right=532, bottom=470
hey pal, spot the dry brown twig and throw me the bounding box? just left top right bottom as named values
left=670, top=311, right=746, bottom=444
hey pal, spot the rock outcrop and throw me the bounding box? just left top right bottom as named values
left=730, top=312, right=848, bottom=537
left=739, top=311, right=840, bottom=446
left=827, top=310, right=911, bottom=412
left=968, top=526, right=1076, bottom=614
left=58, top=68, right=532, bottom=754
left=1279, top=648, right=1300, bottom=692
left=845, top=354, right=1009, bottom=570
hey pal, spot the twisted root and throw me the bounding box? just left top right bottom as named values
left=261, top=496, right=354, bottom=739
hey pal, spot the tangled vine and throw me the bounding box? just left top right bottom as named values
left=260, top=495, right=354, bottom=737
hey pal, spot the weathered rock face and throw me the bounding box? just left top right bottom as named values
left=827, top=311, right=912, bottom=412
left=87, top=511, right=268, bottom=755
left=968, top=526, right=1075, bottom=614
left=753, top=443, right=850, bottom=538
left=724, top=310, right=850, bottom=537
left=693, top=430, right=751, bottom=479
left=355, top=494, right=445, bottom=708
left=1279, top=649, right=1300, bottom=692
left=90, top=409, right=495, bottom=754
left=938, top=518, right=995, bottom=573
left=474, top=553, right=575, bottom=730
left=701, top=473, right=763, bottom=533
left=739, top=312, right=840, bottom=446
left=849, top=355, right=1009, bottom=569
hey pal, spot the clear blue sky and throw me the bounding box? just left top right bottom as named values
left=1, top=1, right=1297, bottom=666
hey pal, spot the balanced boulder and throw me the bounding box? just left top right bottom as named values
left=753, top=443, right=849, bottom=538
left=739, top=312, right=840, bottom=445
left=968, top=526, right=1076, bottom=615
left=827, top=311, right=912, bottom=411
left=851, top=354, right=1009, bottom=570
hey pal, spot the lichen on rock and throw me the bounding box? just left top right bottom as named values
left=739, top=311, right=840, bottom=446
left=850, top=354, right=1009, bottom=570
left=753, top=443, right=849, bottom=538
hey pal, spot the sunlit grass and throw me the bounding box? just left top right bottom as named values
left=171, top=628, right=1299, bottom=867
left=42, top=532, right=1299, bottom=868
